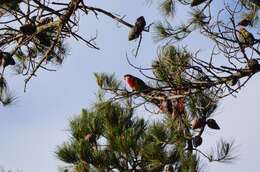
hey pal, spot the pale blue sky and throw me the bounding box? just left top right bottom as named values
left=0, top=1, right=259, bottom=172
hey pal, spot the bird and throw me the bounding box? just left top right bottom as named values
left=238, top=18, right=252, bottom=27
left=237, top=12, right=255, bottom=27
left=135, top=16, right=146, bottom=29
left=124, top=74, right=150, bottom=92
left=191, top=0, right=208, bottom=7
left=128, top=16, right=146, bottom=41
left=238, top=27, right=255, bottom=46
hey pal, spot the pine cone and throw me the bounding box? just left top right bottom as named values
left=247, top=59, right=259, bottom=70
left=206, top=119, right=220, bottom=130
left=0, top=52, right=15, bottom=67
left=192, top=136, right=203, bottom=147
left=20, top=23, right=36, bottom=35
left=160, top=99, right=173, bottom=114
left=191, top=0, right=208, bottom=7
left=191, top=117, right=205, bottom=129
left=230, top=76, right=238, bottom=86
left=36, top=32, right=52, bottom=47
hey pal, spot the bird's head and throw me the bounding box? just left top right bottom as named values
left=136, top=16, right=145, bottom=22
left=239, top=27, right=246, bottom=33
left=124, top=74, right=136, bottom=88
left=136, top=16, right=146, bottom=28
left=124, top=74, right=133, bottom=81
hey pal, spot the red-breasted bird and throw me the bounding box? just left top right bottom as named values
left=124, top=74, right=150, bottom=92
left=238, top=27, right=255, bottom=45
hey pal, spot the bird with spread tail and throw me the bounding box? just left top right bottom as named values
left=124, top=74, right=150, bottom=92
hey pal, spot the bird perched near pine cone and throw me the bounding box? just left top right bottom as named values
left=128, top=16, right=146, bottom=41
left=124, top=74, right=150, bottom=92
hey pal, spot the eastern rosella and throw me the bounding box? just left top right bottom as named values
left=239, top=27, right=255, bottom=45
left=124, top=74, right=149, bottom=92
left=191, top=0, right=208, bottom=7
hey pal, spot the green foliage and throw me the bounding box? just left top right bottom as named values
left=57, top=0, right=247, bottom=171
left=56, top=142, right=79, bottom=164
left=160, top=0, right=175, bottom=17
left=208, top=139, right=237, bottom=163
left=57, top=100, right=204, bottom=171
left=153, top=21, right=174, bottom=41
left=186, top=90, right=218, bottom=118
left=0, top=0, right=21, bottom=11
left=94, top=73, right=121, bottom=90
left=190, top=9, right=209, bottom=28
left=152, top=45, right=190, bottom=86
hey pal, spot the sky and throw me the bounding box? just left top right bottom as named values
left=0, top=0, right=260, bottom=172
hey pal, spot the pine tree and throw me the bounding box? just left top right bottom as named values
left=57, top=46, right=237, bottom=172
left=0, top=0, right=258, bottom=171
left=55, top=1, right=260, bottom=171
left=56, top=97, right=236, bottom=172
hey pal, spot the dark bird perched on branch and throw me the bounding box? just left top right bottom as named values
left=128, top=16, right=146, bottom=41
